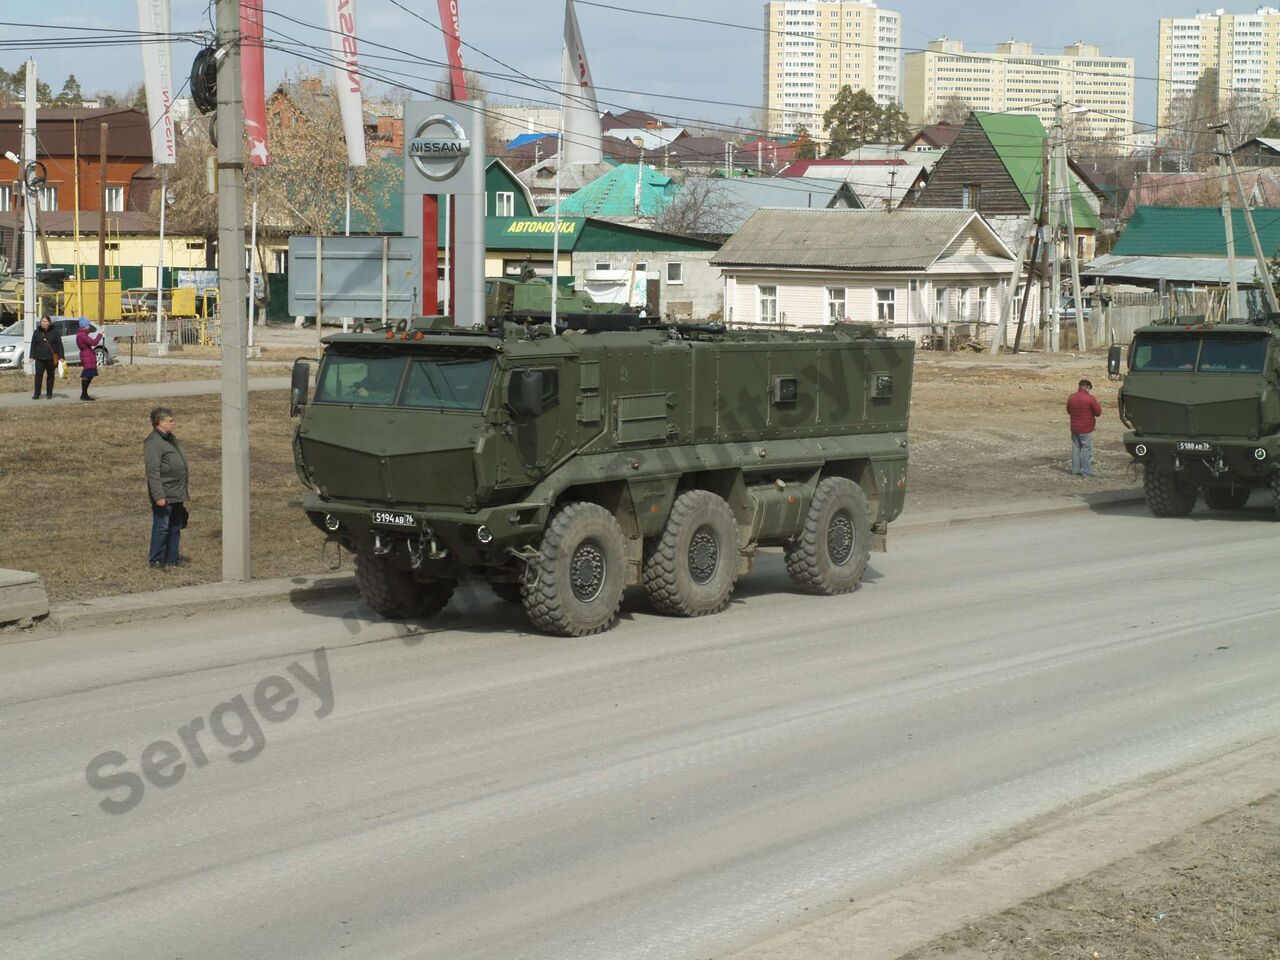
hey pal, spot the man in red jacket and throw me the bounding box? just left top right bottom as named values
left=1066, top=379, right=1102, bottom=476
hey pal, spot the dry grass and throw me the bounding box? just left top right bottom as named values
left=0, top=360, right=291, bottom=393
left=0, top=352, right=1140, bottom=603
left=0, top=391, right=328, bottom=602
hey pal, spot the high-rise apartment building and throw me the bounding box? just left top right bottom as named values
left=903, top=40, right=1135, bottom=141
left=1157, top=8, right=1280, bottom=129
left=763, top=0, right=901, bottom=137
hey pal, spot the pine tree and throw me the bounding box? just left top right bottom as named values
left=876, top=101, right=912, bottom=144
left=822, top=86, right=880, bottom=157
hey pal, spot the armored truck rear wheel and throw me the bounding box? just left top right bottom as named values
left=785, top=477, right=870, bottom=595
left=643, top=490, right=739, bottom=617
left=1204, top=485, right=1251, bottom=510
left=355, top=553, right=455, bottom=619
left=522, top=501, right=627, bottom=637
left=1143, top=467, right=1197, bottom=517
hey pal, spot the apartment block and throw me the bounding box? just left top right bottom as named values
left=903, top=39, right=1135, bottom=141
left=1157, top=8, right=1280, bottom=128
left=763, top=0, right=901, bottom=137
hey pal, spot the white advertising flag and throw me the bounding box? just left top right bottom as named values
left=135, top=0, right=176, bottom=164
left=561, top=0, right=602, bottom=166
left=326, top=0, right=368, bottom=167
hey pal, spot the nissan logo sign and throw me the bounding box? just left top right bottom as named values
left=409, top=115, right=470, bottom=181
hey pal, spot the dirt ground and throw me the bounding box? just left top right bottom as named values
left=897, top=792, right=1280, bottom=960
left=0, top=360, right=290, bottom=393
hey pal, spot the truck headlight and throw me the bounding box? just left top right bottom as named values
left=1134, top=444, right=1147, bottom=457
left=1255, top=448, right=1267, bottom=461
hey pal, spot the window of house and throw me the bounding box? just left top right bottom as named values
left=826, top=286, right=847, bottom=322
left=635, top=261, right=648, bottom=274
left=104, top=185, right=125, bottom=213
left=977, top=286, right=990, bottom=321
left=934, top=286, right=948, bottom=321
left=0, top=185, right=10, bottom=213
left=666, top=261, right=684, bottom=284
left=758, top=285, right=778, bottom=324
left=494, top=191, right=515, bottom=217
left=594, top=261, right=612, bottom=271
left=956, top=288, right=970, bottom=321
left=875, top=288, right=895, bottom=323
left=37, top=185, right=58, bottom=212
left=961, top=183, right=981, bottom=210
left=274, top=250, right=288, bottom=273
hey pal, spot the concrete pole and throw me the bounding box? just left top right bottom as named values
left=1216, top=129, right=1240, bottom=318
left=1226, top=148, right=1280, bottom=314
left=1048, top=104, right=1063, bottom=352
left=1036, top=135, right=1050, bottom=349
left=217, top=0, right=251, bottom=581
left=21, top=59, right=36, bottom=375
left=1059, top=140, right=1087, bottom=350
left=156, top=166, right=167, bottom=343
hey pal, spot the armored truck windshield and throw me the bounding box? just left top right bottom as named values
left=313, top=347, right=495, bottom=411
left=1131, top=333, right=1269, bottom=374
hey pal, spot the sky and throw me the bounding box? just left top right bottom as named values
left=10, top=1, right=1218, bottom=132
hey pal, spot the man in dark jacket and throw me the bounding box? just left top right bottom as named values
left=29, top=316, right=63, bottom=400
left=144, top=406, right=190, bottom=568
left=1066, top=379, right=1103, bottom=477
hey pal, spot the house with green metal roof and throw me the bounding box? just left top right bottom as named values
left=907, top=112, right=1105, bottom=255
left=549, top=163, right=678, bottom=222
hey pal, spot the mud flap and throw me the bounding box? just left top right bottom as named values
left=871, top=520, right=888, bottom=553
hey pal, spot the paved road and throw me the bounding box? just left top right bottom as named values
left=2, top=504, right=1279, bottom=960
left=0, top=376, right=291, bottom=408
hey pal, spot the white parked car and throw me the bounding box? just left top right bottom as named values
left=0, top=318, right=120, bottom=370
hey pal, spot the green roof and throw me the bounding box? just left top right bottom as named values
left=551, top=163, right=677, bottom=218
left=974, top=113, right=1100, bottom=230
left=1113, top=205, right=1280, bottom=258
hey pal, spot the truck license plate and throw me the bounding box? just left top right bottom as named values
left=372, top=510, right=416, bottom=528
left=1176, top=441, right=1212, bottom=453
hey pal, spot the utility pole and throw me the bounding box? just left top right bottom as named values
left=1058, top=116, right=1087, bottom=350
left=1048, top=103, right=1063, bottom=352
left=1225, top=145, right=1280, bottom=314
left=20, top=58, right=36, bottom=376
left=216, top=0, right=251, bottom=581
left=1036, top=134, right=1051, bottom=350
left=1213, top=125, right=1240, bottom=318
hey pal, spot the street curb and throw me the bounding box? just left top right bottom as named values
left=17, top=493, right=1145, bottom=640
left=895, top=489, right=1144, bottom=533
left=29, top=571, right=358, bottom=639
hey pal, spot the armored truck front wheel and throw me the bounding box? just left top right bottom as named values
left=355, top=552, right=456, bottom=619
left=785, top=477, right=871, bottom=596
left=1143, top=467, right=1197, bottom=518
left=522, top=501, right=627, bottom=637
left=643, top=490, right=740, bottom=617
left=1203, top=485, right=1251, bottom=510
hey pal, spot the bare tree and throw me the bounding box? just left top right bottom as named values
left=653, top=176, right=744, bottom=237
left=1165, top=69, right=1223, bottom=171
left=928, top=97, right=973, bottom=125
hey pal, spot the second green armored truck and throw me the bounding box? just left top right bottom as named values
left=291, top=318, right=913, bottom=636
left=1120, top=314, right=1280, bottom=517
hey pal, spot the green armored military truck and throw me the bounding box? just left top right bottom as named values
left=1120, top=314, right=1280, bottom=517
left=290, top=318, right=913, bottom=636
left=485, top=275, right=637, bottom=326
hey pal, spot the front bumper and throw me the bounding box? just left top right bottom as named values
left=303, top=494, right=551, bottom=565
left=0, top=351, right=23, bottom=369
left=1124, top=432, right=1277, bottom=481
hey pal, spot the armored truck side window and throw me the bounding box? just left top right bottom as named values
left=401, top=352, right=495, bottom=411
left=1131, top=338, right=1197, bottom=372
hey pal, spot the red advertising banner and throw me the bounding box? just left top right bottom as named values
left=436, top=0, right=468, bottom=100
left=240, top=0, right=268, bottom=165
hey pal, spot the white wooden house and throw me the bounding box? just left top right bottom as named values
left=712, top=208, right=1038, bottom=344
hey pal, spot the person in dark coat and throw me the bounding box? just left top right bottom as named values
left=29, top=315, right=63, bottom=400
left=144, top=406, right=190, bottom=568
left=76, top=317, right=103, bottom=401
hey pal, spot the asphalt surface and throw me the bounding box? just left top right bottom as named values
left=0, top=376, right=291, bottom=407
left=3, top=503, right=1279, bottom=960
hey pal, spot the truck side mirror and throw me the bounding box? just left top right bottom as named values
left=508, top=369, right=545, bottom=418
left=291, top=359, right=311, bottom=417
left=1107, top=344, right=1123, bottom=379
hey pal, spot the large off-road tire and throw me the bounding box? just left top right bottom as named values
left=488, top=580, right=523, bottom=604
left=785, top=477, right=871, bottom=595
left=1270, top=473, right=1280, bottom=520
left=1143, top=467, right=1197, bottom=518
left=1203, top=485, right=1251, bottom=510
left=642, top=490, right=740, bottom=617
left=522, top=502, right=627, bottom=637
left=355, top=552, right=455, bottom=619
